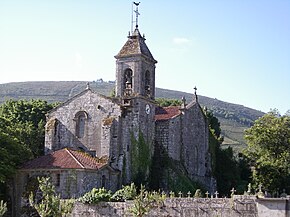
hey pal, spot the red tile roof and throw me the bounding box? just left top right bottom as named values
left=20, top=148, right=105, bottom=170
left=155, top=106, right=181, bottom=121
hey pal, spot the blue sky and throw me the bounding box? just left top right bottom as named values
left=0, top=0, right=289, bottom=114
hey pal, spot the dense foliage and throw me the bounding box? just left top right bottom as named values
left=0, top=99, right=56, bottom=201
left=0, top=99, right=56, bottom=157
left=205, top=109, right=250, bottom=195
left=131, top=132, right=151, bottom=186
left=155, top=98, right=181, bottom=107
left=244, top=110, right=290, bottom=192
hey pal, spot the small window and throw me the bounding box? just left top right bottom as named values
left=56, top=174, right=60, bottom=187
left=74, top=111, right=88, bottom=138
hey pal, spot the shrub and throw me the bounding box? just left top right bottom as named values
left=29, top=177, right=74, bottom=217
left=111, top=183, right=137, bottom=201
left=78, top=188, right=112, bottom=204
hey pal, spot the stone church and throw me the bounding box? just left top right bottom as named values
left=13, top=12, right=215, bottom=213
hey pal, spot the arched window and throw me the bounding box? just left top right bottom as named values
left=124, top=69, right=133, bottom=96
left=145, top=70, right=150, bottom=96
left=74, top=111, right=88, bottom=138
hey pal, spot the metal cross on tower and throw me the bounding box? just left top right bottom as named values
left=131, top=2, right=140, bottom=34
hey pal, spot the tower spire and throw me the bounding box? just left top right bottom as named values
left=131, top=2, right=140, bottom=34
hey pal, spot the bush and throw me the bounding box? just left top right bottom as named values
left=78, top=188, right=112, bottom=204
left=111, top=183, right=137, bottom=202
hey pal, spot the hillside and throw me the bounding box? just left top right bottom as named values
left=0, top=81, right=265, bottom=151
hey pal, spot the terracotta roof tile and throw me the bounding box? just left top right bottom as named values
left=155, top=106, right=181, bottom=121
left=20, top=148, right=105, bottom=170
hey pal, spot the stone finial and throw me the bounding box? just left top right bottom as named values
left=181, top=96, right=186, bottom=109
left=280, top=189, right=287, bottom=198
left=194, top=189, right=202, bottom=198
left=86, top=82, right=90, bottom=90
left=169, top=191, right=175, bottom=198
left=247, top=183, right=252, bottom=195
left=257, top=184, right=265, bottom=198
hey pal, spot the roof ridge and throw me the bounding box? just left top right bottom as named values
left=66, top=149, right=85, bottom=169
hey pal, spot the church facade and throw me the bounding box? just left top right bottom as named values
left=13, top=24, right=215, bottom=215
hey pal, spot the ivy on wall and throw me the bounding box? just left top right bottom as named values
left=149, top=142, right=203, bottom=194
left=130, top=132, right=151, bottom=186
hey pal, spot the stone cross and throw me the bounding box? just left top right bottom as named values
left=214, top=191, right=219, bottom=198
left=247, top=183, right=252, bottom=195
left=205, top=191, right=209, bottom=198
left=230, top=188, right=236, bottom=197
left=178, top=191, right=183, bottom=198
left=169, top=191, right=175, bottom=198
left=187, top=191, right=191, bottom=198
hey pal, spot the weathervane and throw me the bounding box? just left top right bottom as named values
left=194, top=86, right=197, bottom=95
left=131, top=2, right=141, bottom=34
left=194, top=86, right=198, bottom=101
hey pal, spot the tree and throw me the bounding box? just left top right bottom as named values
left=204, top=108, right=222, bottom=139
left=29, top=177, right=74, bottom=217
left=155, top=98, right=181, bottom=107
left=244, top=111, right=290, bottom=192
left=205, top=108, right=250, bottom=195
left=0, top=100, right=56, bottom=201
left=0, top=130, right=32, bottom=184
left=0, top=99, right=56, bottom=157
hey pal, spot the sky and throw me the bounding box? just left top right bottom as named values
left=0, top=0, right=289, bottom=114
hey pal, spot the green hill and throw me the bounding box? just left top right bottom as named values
left=0, top=81, right=265, bottom=151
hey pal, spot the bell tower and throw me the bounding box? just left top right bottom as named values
left=114, top=3, right=157, bottom=100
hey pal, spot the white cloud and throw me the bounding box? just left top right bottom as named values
left=172, top=37, right=191, bottom=45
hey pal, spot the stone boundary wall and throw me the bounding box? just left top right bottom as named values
left=72, top=196, right=262, bottom=217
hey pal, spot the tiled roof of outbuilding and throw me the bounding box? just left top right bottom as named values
left=20, top=148, right=105, bottom=170
left=155, top=106, right=181, bottom=121
left=115, top=28, right=157, bottom=63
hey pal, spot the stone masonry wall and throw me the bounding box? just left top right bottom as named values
left=71, top=196, right=260, bottom=217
